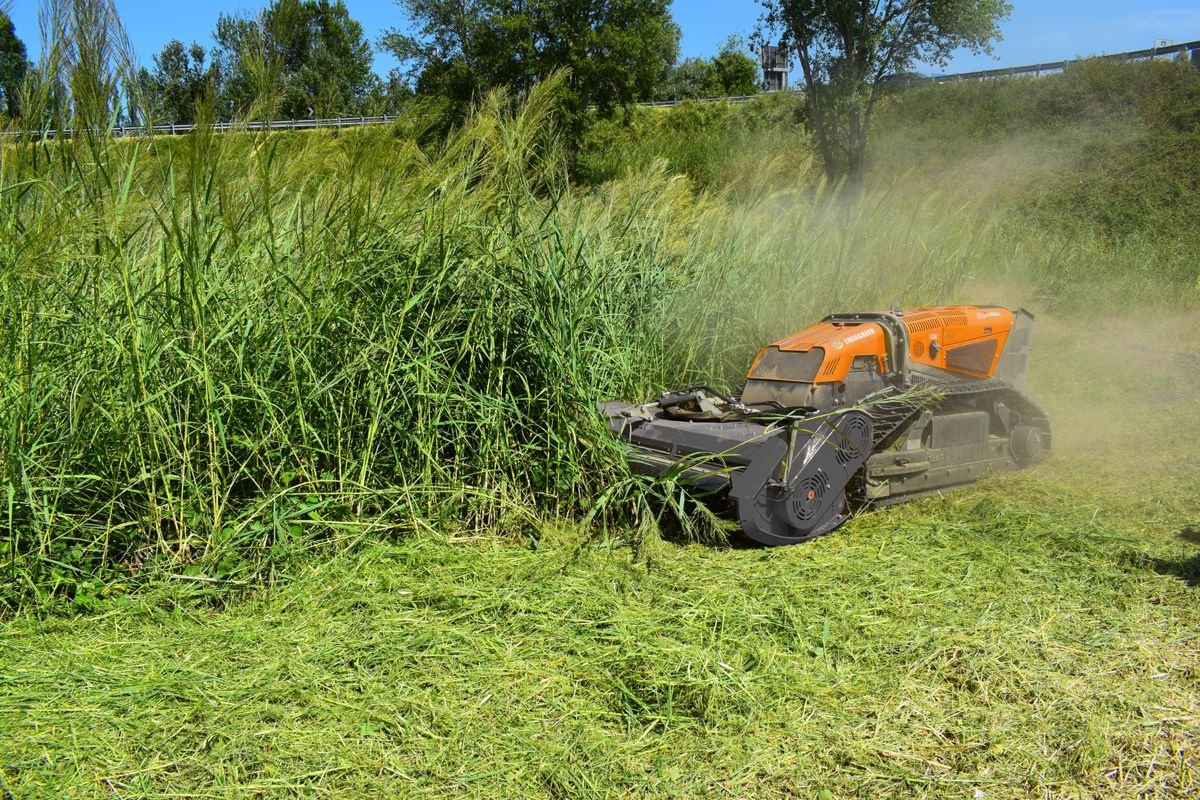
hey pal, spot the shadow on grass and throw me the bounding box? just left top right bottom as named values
left=1128, top=526, right=1200, bottom=588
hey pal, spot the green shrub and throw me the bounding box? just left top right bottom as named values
left=577, top=92, right=809, bottom=188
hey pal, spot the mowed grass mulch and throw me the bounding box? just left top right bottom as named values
left=2, top=312, right=1198, bottom=799
left=3, top=475, right=1198, bottom=799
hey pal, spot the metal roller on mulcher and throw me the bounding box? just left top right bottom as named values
left=602, top=305, right=1051, bottom=546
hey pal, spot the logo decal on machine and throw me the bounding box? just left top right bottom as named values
left=841, top=328, right=877, bottom=346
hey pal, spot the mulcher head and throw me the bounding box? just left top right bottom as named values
left=602, top=392, right=873, bottom=545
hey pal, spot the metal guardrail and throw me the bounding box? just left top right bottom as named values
left=637, top=94, right=759, bottom=108
left=4, top=38, right=1197, bottom=136
left=900, top=37, right=1200, bottom=84
left=2, top=114, right=403, bottom=140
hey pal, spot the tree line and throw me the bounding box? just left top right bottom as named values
left=0, top=0, right=760, bottom=129
left=1, top=0, right=1012, bottom=189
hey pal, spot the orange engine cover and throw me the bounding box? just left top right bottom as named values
left=899, top=305, right=1014, bottom=378
left=746, top=305, right=1016, bottom=386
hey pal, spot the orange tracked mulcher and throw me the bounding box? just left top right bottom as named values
left=603, top=305, right=1051, bottom=545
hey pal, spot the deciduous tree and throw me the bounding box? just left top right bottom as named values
left=140, top=39, right=213, bottom=124
left=659, top=37, right=760, bottom=101
left=383, top=0, right=679, bottom=139
left=659, top=56, right=718, bottom=100
left=712, top=35, right=760, bottom=97
left=757, top=0, right=1010, bottom=190
left=0, top=10, right=29, bottom=117
left=214, top=0, right=376, bottom=119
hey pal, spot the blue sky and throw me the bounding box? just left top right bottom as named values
left=6, top=1, right=1200, bottom=77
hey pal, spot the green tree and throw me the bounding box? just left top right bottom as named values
left=214, top=0, right=376, bottom=119
left=659, top=56, right=718, bottom=100
left=140, top=39, right=213, bottom=124
left=712, top=35, right=760, bottom=96
left=657, top=36, right=759, bottom=101
left=757, top=0, right=1010, bottom=189
left=363, top=68, right=414, bottom=115
left=383, top=0, right=680, bottom=139
left=0, top=10, right=28, bottom=117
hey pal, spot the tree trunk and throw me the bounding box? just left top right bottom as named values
left=811, top=107, right=840, bottom=185
left=845, top=142, right=865, bottom=196
left=797, top=61, right=840, bottom=185
left=845, top=107, right=866, bottom=197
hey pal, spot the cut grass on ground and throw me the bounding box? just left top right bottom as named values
left=2, top=310, right=1199, bottom=799
left=2, top=482, right=1197, bottom=799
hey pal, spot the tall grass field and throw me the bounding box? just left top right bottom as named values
left=2, top=26, right=1199, bottom=800
left=1, top=76, right=1009, bottom=610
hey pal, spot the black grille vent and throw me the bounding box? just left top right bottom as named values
left=835, top=415, right=873, bottom=465
left=790, top=472, right=828, bottom=522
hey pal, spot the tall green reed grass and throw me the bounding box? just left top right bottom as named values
left=0, top=90, right=983, bottom=610
left=0, top=5, right=1002, bottom=609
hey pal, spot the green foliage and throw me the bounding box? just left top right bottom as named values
left=213, top=0, right=377, bottom=119
left=4, top=34, right=1199, bottom=614
left=873, top=58, right=1200, bottom=262
left=658, top=56, right=718, bottom=100
left=1040, top=130, right=1200, bottom=239
left=659, top=35, right=761, bottom=101
left=3, top=31, right=1200, bottom=798
left=578, top=91, right=808, bottom=187
left=1, top=77, right=995, bottom=611
left=383, top=0, right=680, bottom=138
left=757, top=0, right=1011, bottom=186
left=137, top=39, right=215, bottom=125
left=0, top=10, right=27, bottom=117
left=24, top=0, right=139, bottom=133
left=0, top=0, right=159, bottom=137
left=878, top=58, right=1199, bottom=148
left=3, top=414, right=1199, bottom=794
left=712, top=35, right=761, bottom=96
